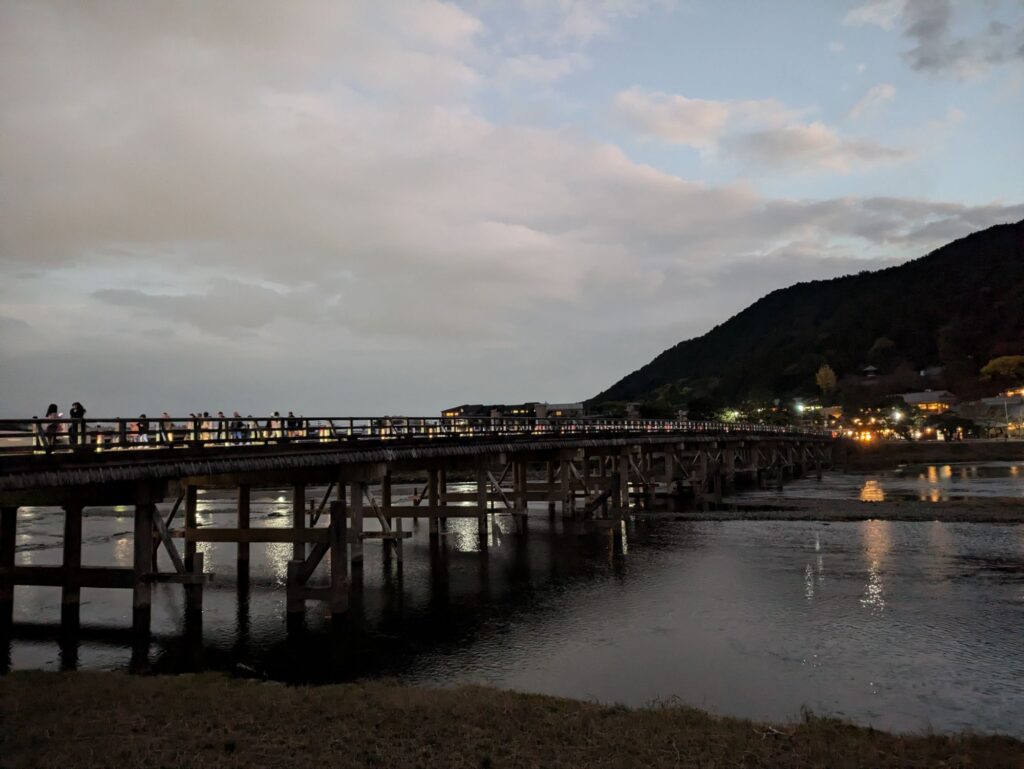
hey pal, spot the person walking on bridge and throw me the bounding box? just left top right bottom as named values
left=231, top=411, right=245, bottom=443
left=43, top=403, right=63, bottom=446
left=69, top=401, right=86, bottom=446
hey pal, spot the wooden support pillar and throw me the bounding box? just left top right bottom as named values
left=546, top=461, right=556, bottom=517
left=428, top=469, right=440, bottom=538
left=815, top=445, right=823, bottom=481
left=723, top=448, right=736, bottom=494
left=598, top=454, right=609, bottom=516
left=350, top=479, right=364, bottom=569
left=61, top=504, right=83, bottom=628
left=382, top=472, right=400, bottom=561
left=286, top=560, right=303, bottom=616
left=183, top=485, right=200, bottom=611
left=292, top=483, right=306, bottom=561
left=184, top=485, right=198, bottom=569
left=0, top=506, right=16, bottom=629
left=515, top=460, right=529, bottom=532
left=618, top=452, right=631, bottom=512
left=438, top=468, right=448, bottom=531
left=133, top=502, right=154, bottom=635
left=329, top=498, right=348, bottom=614
left=476, top=463, right=488, bottom=544
left=664, top=447, right=676, bottom=488
left=559, top=459, right=571, bottom=519
left=697, top=451, right=708, bottom=505
left=237, top=484, right=250, bottom=571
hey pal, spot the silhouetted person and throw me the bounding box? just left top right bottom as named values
left=137, top=414, right=150, bottom=444
left=69, top=401, right=86, bottom=445
left=44, top=403, right=61, bottom=445
left=231, top=411, right=244, bottom=442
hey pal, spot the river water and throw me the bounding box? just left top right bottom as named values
left=4, top=464, right=1024, bottom=737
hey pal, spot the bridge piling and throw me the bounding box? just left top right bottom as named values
left=61, top=504, right=83, bottom=630
left=350, top=479, right=364, bottom=570
left=132, top=501, right=153, bottom=636
left=1, top=507, right=16, bottom=630
left=238, top=484, right=250, bottom=574
left=475, top=464, right=488, bottom=545
left=292, top=483, right=306, bottom=561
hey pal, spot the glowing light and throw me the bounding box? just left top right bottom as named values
left=859, top=479, right=885, bottom=502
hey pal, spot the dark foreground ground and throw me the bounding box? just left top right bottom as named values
left=1, top=673, right=1021, bottom=769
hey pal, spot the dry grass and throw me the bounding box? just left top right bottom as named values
left=1, top=672, right=1021, bottom=769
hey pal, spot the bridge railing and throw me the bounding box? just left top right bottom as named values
left=0, top=416, right=834, bottom=457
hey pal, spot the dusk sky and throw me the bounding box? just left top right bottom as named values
left=2, top=0, right=1023, bottom=417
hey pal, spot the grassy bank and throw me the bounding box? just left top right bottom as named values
left=1, top=673, right=1021, bottom=768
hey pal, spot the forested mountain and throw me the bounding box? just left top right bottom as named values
left=591, top=220, right=1024, bottom=412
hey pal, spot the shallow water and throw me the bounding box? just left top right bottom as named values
left=4, top=472, right=1024, bottom=737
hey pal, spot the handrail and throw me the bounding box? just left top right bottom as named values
left=0, top=415, right=836, bottom=457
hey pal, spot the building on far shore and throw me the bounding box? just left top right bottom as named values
left=899, top=390, right=957, bottom=414
left=535, top=402, right=585, bottom=418
left=442, top=402, right=585, bottom=419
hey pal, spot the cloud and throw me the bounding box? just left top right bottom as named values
left=0, top=0, right=1020, bottom=415
left=92, top=280, right=324, bottom=335
left=845, top=0, right=1024, bottom=78
left=495, top=51, right=589, bottom=83
left=828, top=40, right=847, bottom=53
left=510, top=0, right=673, bottom=47
left=614, top=87, right=909, bottom=171
left=613, top=87, right=803, bottom=148
left=844, top=0, right=905, bottom=30
left=848, top=83, right=897, bottom=119
left=725, top=123, right=912, bottom=172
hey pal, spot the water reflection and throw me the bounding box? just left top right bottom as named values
left=3, top=486, right=1024, bottom=738
left=860, top=520, right=890, bottom=614
left=804, top=533, right=826, bottom=602
left=739, top=461, right=1024, bottom=503
left=859, top=479, right=885, bottom=502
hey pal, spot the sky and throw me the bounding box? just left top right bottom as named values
left=1, top=0, right=1023, bottom=417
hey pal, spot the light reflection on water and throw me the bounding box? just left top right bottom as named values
left=739, top=461, right=1024, bottom=503
left=2, top=480, right=1023, bottom=738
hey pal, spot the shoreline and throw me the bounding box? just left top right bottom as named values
left=678, top=496, right=1024, bottom=523
left=845, top=439, right=1024, bottom=471
left=1, top=672, right=1021, bottom=768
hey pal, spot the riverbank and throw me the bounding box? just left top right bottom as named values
left=1, top=672, right=1020, bottom=769
left=845, top=438, right=1024, bottom=470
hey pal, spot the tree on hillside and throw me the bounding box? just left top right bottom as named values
left=867, top=336, right=898, bottom=370
left=815, top=364, right=837, bottom=394
left=980, top=355, right=1024, bottom=383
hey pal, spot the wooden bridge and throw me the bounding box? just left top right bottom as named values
left=0, top=416, right=835, bottom=637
